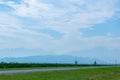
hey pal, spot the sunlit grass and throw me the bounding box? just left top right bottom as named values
left=0, top=67, right=119, bottom=80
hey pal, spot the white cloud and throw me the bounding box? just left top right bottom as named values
left=0, top=0, right=3, bottom=3
left=5, top=0, right=118, bottom=28
left=0, top=0, right=120, bottom=54
left=0, top=13, right=54, bottom=49
left=48, top=35, right=120, bottom=53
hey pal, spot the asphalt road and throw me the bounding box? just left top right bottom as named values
left=0, top=67, right=110, bottom=75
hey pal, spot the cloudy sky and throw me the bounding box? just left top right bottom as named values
left=0, top=0, right=120, bottom=63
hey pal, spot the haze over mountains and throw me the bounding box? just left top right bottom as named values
left=0, top=55, right=106, bottom=64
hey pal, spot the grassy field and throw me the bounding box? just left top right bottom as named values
left=0, top=67, right=119, bottom=80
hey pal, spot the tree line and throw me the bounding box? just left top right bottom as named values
left=0, top=61, right=104, bottom=68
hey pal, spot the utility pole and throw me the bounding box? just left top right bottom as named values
left=115, top=59, right=117, bottom=65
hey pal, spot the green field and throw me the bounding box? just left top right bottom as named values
left=0, top=67, right=119, bottom=80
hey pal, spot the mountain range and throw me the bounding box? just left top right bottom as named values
left=0, top=55, right=106, bottom=64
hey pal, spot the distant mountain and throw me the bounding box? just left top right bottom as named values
left=0, top=55, right=106, bottom=64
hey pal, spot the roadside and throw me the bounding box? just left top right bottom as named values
left=0, top=66, right=115, bottom=75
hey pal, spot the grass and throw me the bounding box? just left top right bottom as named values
left=0, top=67, right=120, bottom=80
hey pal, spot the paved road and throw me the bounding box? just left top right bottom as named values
left=0, top=67, right=110, bottom=75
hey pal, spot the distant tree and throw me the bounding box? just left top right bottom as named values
left=94, top=61, right=97, bottom=65
left=75, top=60, right=78, bottom=65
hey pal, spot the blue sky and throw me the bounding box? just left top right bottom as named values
left=0, top=0, right=120, bottom=63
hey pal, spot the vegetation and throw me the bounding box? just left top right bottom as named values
left=75, top=60, right=78, bottom=65
left=94, top=61, right=97, bottom=65
left=0, top=67, right=119, bottom=80
left=0, top=62, right=111, bottom=69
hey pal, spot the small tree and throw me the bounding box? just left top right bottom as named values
left=75, top=60, right=78, bottom=65
left=94, top=61, right=97, bottom=65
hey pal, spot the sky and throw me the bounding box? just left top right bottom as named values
left=0, top=0, right=120, bottom=63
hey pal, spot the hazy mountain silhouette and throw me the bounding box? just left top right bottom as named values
left=0, top=55, right=106, bottom=64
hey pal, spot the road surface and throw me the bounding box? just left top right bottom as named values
left=0, top=67, right=110, bottom=75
